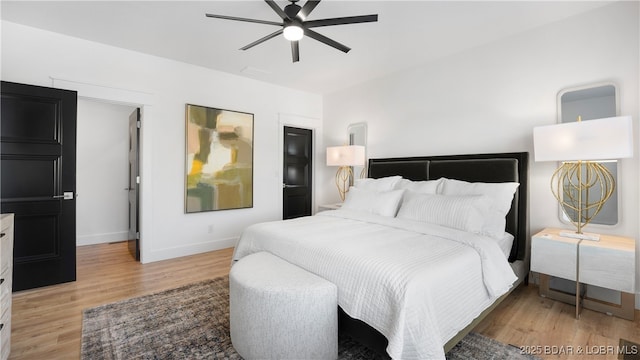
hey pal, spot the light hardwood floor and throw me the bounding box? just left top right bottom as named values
left=8, top=242, right=640, bottom=359
left=9, top=242, right=234, bottom=360
left=475, top=281, right=640, bottom=360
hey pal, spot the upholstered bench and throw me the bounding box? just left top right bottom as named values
left=229, top=251, right=338, bottom=360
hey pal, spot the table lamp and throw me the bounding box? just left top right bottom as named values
left=533, top=116, right=633, bottom=240
left=326, top=145, right=365, bottom=201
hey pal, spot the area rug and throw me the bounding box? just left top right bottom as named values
left=619, top=338, right=640, bottom=360
left=81, top=276, right=537, bottom=360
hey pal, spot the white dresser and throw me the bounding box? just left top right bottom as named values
left=0, top=214, right=14, bottom=360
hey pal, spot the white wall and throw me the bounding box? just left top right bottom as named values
left=322, top=2, right=639, bottom=300
left=76, top=99, right=135, bottom=246
left=1, top=21, right=323, bottom=263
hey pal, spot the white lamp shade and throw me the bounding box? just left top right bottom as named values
left=533, top=116, right=633, bottom=162
left=326, top=145, right=365, bottom=167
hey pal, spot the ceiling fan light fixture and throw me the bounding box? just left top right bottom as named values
left=205, top=0, right=379, bottom=62
left=283, top=24, right=304, bottom=41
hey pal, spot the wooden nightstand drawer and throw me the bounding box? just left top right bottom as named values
left=531, top=229, right=579, bottom=281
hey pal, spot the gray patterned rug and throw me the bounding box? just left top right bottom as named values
left=81, top=276, right=537, bottom=359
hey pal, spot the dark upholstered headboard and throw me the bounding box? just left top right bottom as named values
left=368, top=152, right=529, bottom=262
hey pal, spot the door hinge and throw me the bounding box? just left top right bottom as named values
left=137, top=120, right=141, bottom=128
left=136, top=232, right=140, bottom=240
left=136, top=176, right=140, bottom=184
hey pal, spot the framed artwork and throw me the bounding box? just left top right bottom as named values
left=185, top=104, right=254, bottom=213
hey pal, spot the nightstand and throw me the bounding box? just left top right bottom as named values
left=317, top=203, right=342, bottom=212
left=531, top=228, right=635, bottom=320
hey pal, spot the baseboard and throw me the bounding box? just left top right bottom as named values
left=77, top=231, right=129, bottom=246
left=142, top=237, right=238, bottom=264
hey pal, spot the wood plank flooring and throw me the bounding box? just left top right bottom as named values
left=475, top=283, right=640, bottom=359
left=8, top=242, right=640, bottom=359
left=9, top=242, right=234, bottom=360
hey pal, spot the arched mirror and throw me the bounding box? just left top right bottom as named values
left=557, top=83, right=619, bottom=225
left=347, top=122, right=367, bottom=180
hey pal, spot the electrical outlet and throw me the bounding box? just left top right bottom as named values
left=208, top=225, right=214, bottom=233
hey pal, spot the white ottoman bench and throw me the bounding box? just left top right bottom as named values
left=229, top=252, right=338, bottom=360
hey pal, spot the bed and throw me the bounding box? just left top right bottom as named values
left=233, top=152, right=529, bottom=359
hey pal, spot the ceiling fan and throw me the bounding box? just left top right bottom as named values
left=205, top=0, right=378, bottom=63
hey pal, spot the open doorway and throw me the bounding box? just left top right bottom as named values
left=76, top=99, right=140, bottom=261
left=127, top=108, right=140, bottom=260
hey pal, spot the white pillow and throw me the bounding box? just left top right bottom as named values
left=342, top=187, right=404, bottom=217
left=397, top=192, right=490, bottom=233
left=439, top=178, right=519, bottom=238
left=394, top=178, right=443, bottom=194
left=354, top=176, right=402, bottom=192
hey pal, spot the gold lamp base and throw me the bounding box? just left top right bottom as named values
left=335, top=166, right=354, bottom=201
left=551, top=160, right=615, bottom=235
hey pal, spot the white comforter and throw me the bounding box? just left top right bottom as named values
left=233, top=210, right=517, bottom=360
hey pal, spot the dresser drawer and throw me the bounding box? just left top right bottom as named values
left=0, top=277, right=10, bottom=318
left=579, top=235, right=635, bottom=293
left=0, top=228, right=12, bottom=276
left=0, top=214, right=13, bottom=360
left=531, top=230, right=579, bottom=281
left=0, top=308, right=10, bottom=360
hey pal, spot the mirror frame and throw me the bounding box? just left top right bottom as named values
left=556, top=82, right=620, bottom=226
left=557, top=82, right=619, bottom=123
left=347, top=122, right=368, bottom=179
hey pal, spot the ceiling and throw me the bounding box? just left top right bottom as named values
left=1, top=1, right=612, bottom=95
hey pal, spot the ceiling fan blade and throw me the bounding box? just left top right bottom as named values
left=304, top=14, right=378, bottom=28
left=240, top=29, right=284, bottom=50
left=304, top=29, right=350, bottom=53
left=264, top=0, right=290, bottom=20
left=298, top=0, right=320, bottom=20
left=291, top=41, right=300, bottom=62
left=206, top=13, right=282, bottom=26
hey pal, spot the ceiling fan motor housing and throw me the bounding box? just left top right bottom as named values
left=284, top=3, right=302, bottom=19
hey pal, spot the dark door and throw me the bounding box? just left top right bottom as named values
left=0, top=81, right=77, bottom=291
left=283, top=126, right=312, bottom=219
left=127, top=109, right=140, bottom=261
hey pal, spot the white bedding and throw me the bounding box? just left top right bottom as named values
left=232, top=209, right=517, bottom=360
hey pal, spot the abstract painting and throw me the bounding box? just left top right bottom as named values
left=185, top=104, right=253, bottom=212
